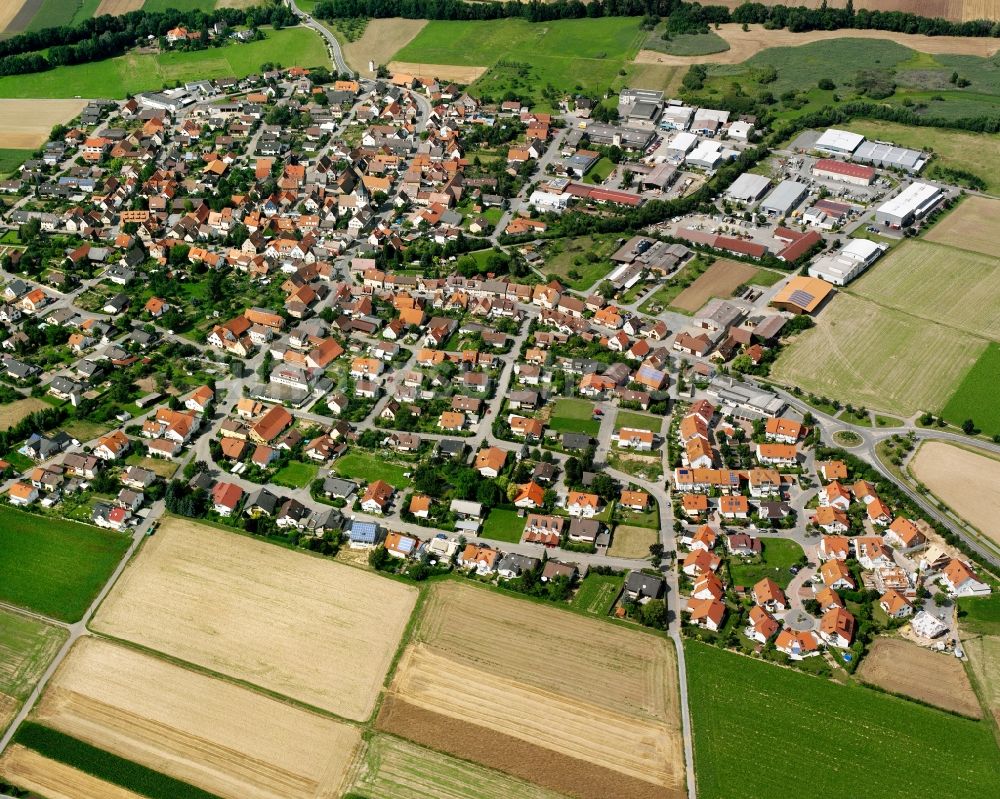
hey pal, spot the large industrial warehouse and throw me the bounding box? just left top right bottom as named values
left=875, top=182, right=944, bottom=228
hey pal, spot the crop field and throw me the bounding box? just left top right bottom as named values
left=0, top=27, right=327, bottom=99
left=911, top=441, right=1000, bottom=546
left=379, top=582, right=684, bottom=799
left=615, top=409, right=664, bottom=433
left=852, top=240, right=1000, bottom=341
left=942, top=343, right=1000, bottom=435
left=0, top=506, right=129, bottom=622
left=571, top=572, right=624, bottom=615
left=609, top=524, right=656, bottom=559
left=0, top=396, right=48, bottom=429
left=965, top=634, right=1000, bottom=725
left=97, top=0, right=144, bottom=16
left=848, top=120, right=1000, bottom=194
left=341, top=17, right=427, bottom=76
left=92, top=516, right=417, bottom=721
left=333, top=451, right=411, bottom=487
left=0, top=608, right=67, bottom=733
left=346, top=734, right=570, bottom=799
left=959, top=593, right=1000, bottom=637
left=30, top=637, right=361, bottom=799
left=925, top=196, right=1000, bottom=255
left=393, top=17, right=645, bottom=108
left=547, top=397, right=599, bottom=435
left=772, top=293, right=983, bottom=416
left=0, top=99, right=88, bottom=148
left=671, top=259, right=757, bottom=313
left=0, top=148, right=30, bottom=177
left=0, top=744, right=146, bottom=799
left=686, top=641, right=1000, bottom=799
left=856, top=638, right=982, bottom=718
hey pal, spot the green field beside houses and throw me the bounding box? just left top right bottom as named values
left=941, top=343, right=1000, bottom=437
left=0, top=27, right=327, bottom=99
left=0, top=506, right=130, bottom=622
left=686, top=641, right=1000, bottom=799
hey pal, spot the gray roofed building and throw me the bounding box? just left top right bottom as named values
left=497, top=553, right=542, bottom=578
left=322, top=477, right=357, bottom=499
left=624, top=571, right=664, bottom=601
left=245, top=487, right=281, bottom=516
left=562, top=432, right=593, bottom=451
left=725, top=172, right=771, bottom=204
left=568, top=517, right=601, bottom=543
left=436, top=439, right=467, bottom=458
left=760, top=180, right=809, bottom=216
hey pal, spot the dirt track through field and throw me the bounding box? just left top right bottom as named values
left=672, top=259, right=757, bottom=312
left=856, top=638, right=982, bottom=718
left=34, top=638, right=361, bottom=799
left=910, top=441, right=1000, bottom=545
left=634, top=23, right=1000, bottom=66
left=378, top=697, right=678, bottom=799
left=342, top=17, right=427, bottom=76
left=0, top=745, right=146, bottom=799
left=0, top=99, right=89, bottom=148
left=95, top=0, right=144, bottom=16
left=92, top=517, right=417, bottom=721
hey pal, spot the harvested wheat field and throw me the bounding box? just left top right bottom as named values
left=0, top=1, right=28, bottom=33
left=91, top=516, right=417, bottom=721
left=33, top=638, right=361, bottom=799
left=95, top=0, right=144, bottom=16
left=0, top=99, right=88, bottom=149
left=379, top=582, right=684, bottom=799
left=910, top=442, right=1000, bottom=546
left=343, top=18, right=427, bottom=76
left=925, top=196, right=1000, bottom=256
left=856, top=638, right=981, bottom=718
left=0, top=396, right=48, bottom=430
left=696, top=1, right=990, bottom=24
left=965, top=635, right=1000, bottom=724
left=672, top=259, right=757, bottom=312
left=0, top=745, right=145, bottom=799
left=387, top=61, right=488, bottom=83
left=634, top=22, right=1000, bottom=66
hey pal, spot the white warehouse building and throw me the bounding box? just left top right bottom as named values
left=875, top=182, right=944, bottom=228
left=527, top=191, right=569, bottom=213
left=808, top=239, right=887, bottom=285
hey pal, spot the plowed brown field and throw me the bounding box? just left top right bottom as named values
left=33, top=638, right=361, bottom=799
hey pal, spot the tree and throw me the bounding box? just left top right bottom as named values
left=368, top=545, right=390, bottom=570
left=962, top=418, right=976, bottom=435
left=818, top=78, right=835, bottom=90
left=640, top=599, right=667, bottom=629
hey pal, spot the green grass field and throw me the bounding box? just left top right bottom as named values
left=548, top=398, right=600, bottom=436
left=25, top=0, right=102, bottom=32
left=481, top=507, right=524, bottom=544
left=614, top=409, right=664, bottom=434
left=13, top=722, right=220, bottom=799
left=271, top=459, right=317, bottom=489
left=852, top=240, right=1000, bottom=342
left=772, top=293, right=984, bottom=416
left=941, top=343, right=1000, bottom=436
left=686, top=641, right=1000, bottom=799
left=570, top=572, right=624, bottom=615
left=0, top=506, right=130, bottom=622
left=542, top=235, right=618, bottom=290
left=643, top=28, right=729, bottom=56
left=958, top=592, right=1000, bottom=637
left=0, top=27, right=327, bottom=99
left=583, top=157, right=615, bottom=185
left=348, top=734, right=567, bottom=799
left=0, top=608, right=67, bottom=732
left=0, top=149, right=30, bottom=177
left=142, top=0, right=220, bottom=11
left=727, top=537, right=804, bottom=590
left=394, top=17, right=645, bottom=109
left=333, top=452, right=411, bottom=488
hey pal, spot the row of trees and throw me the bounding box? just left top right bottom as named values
left=314, top=0, right=688, bottom=24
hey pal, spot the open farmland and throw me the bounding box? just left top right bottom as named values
left=671, top=259, right=757, bottom=312
left=0, top=0, right=31, bottom=34
left=0, top=396, right=48, bottom=429
left=0, top=608, right=67, bottom=734
left=686, top=641, right=1000, bottom=799
left=706, top=0, right=998, bottom=23
left=856, top=638, right=981, bottom=718
left=0, top=99, right=88, bottom=148
left=96, top=1, right=144, bottom=16
left=965, top=634, right=1000, bottom=725
left=926, top=196, right=1000, bottom=255
left=910, top=441, right=1000, bottom=546
left=346, top=734, right=571, bottom=799
left=31, top=637, right=361, bottom=799
left=941, top=343, right=1000, bottom=435
left=0, top=745, right=145, bottom=799
left=379, top=582, right=684, bottom=799
left=92, top=516, right=417, bottom=721
left=852, top=240, right=1000, bottom=341
left=0, top=506, right=130, bottom=622
left=771, top=293, right=984, bottom=416
left=342, top=17, right=427, bottom=76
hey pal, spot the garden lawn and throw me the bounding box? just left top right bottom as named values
left=548, top=398, right=599, bottom=436
left=333, top=452, right=411, bottom=488
left=0, top=27, right=327, bottom=99
left=727, top=537, right=803, bottom=590
left=583, top=157, right=615, bottom=184
left=958, top=592, right=1000, bottom=637
left=941, top=343, right=1000, bottom=437
left=570, top=572, right=624, bottom=615
left=0, top=506, right=130, bottom=622
left=686, top=641, right=1000, bottom=799
left=481, top=508, right=524, bottom=544
left=614, top=409, right=664, bottom=433
left=272, top=460, right=317, bottom=489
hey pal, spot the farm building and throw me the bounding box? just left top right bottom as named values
left=725, top=173, right=771, bottom=204
left=770, top=276, right=834, bottom=314
left=814, top=128, right=864, bottom=156
left=812, top=159, right=875, bottom=186
left=875, top=182, right=944, bottom=228
left=760, top=180, right=809, bottom=216
left=808, top=239, right=886, bottom=285
left=853, top=141, right=926, bottom=172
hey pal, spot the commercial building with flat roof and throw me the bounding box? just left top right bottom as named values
left=808, top=239, right=886, bottom=285
left=853, top=141, right=926, bottom=172
left=812, top=159, right=875, bottom=186
left=815, top=128, right=864, bottom=156
left=875, top=182, right=944, bottom=228
left=725, top=173, right=771, bottom=204
left=760, top=180, right=809, bottom=216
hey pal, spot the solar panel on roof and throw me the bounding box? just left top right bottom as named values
left=788, top=289, right=815, bottom=307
